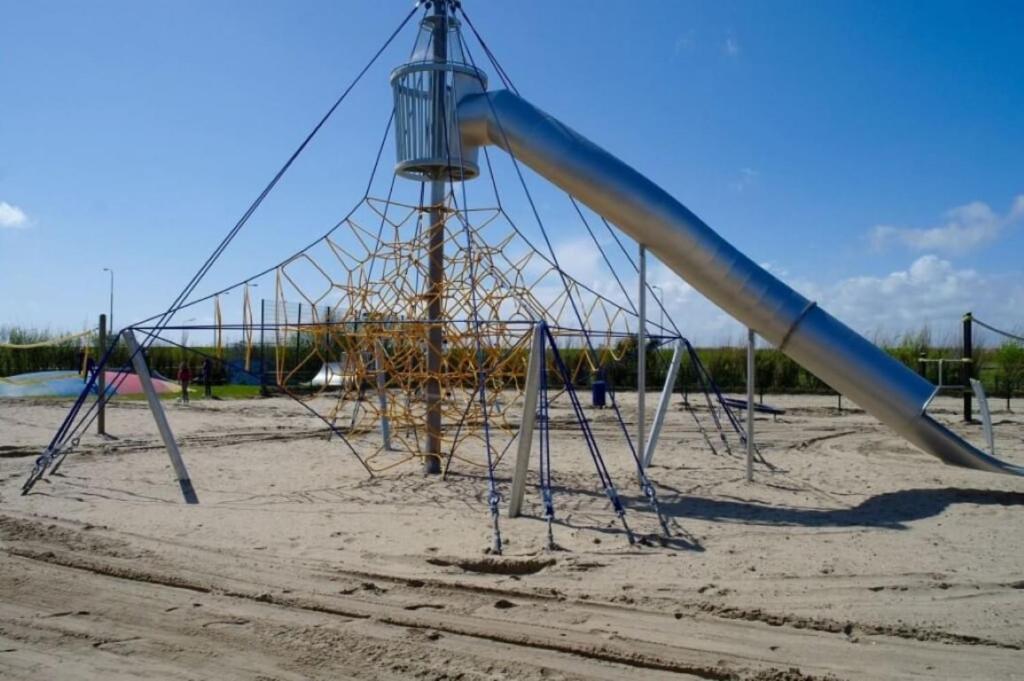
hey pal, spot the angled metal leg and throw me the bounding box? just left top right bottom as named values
left=124, top=329, right=198, bottom=504
left=970, top=378, right=995, bottom=456
left=643, top=339, right=683, bottom=468
left=508, top=324, right=543, bottom=518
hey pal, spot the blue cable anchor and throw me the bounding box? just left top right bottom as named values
left=540, top=323, right=635, bottom=545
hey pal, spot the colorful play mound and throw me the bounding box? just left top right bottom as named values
left=0, top=370, right=179, bottom=398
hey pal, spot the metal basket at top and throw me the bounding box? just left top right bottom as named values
left=390, top=60, right=488, bottom=182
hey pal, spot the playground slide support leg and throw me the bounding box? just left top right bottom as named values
left=642, top=339, right=683, bottom=468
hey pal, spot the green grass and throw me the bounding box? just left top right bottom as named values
left=210, top=384, right=264, bottom=399
left=112, top=384, right=265, bottom=402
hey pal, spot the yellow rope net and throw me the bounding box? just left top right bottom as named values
left=261, top=194, right=636, bottom=474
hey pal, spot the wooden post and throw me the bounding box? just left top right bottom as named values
left=423, top=0, right=449, bottom=475
left=963, top=312, right=973, bottom=423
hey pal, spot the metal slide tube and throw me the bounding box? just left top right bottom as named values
left=457, top=90, right=1023, bottom=476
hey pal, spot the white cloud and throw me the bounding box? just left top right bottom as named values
left=730, top=167, right=758, bottom=192
left=516, top=235, right=1022, bottom=346
left=821, top=256, right=982, bottom=335
left=552, top=236, right=602, bottom=282
left=1010, top=195, right=1024, bottom=221
left=723, top=33, right=740, bottom=57
left=639, top=255, right=1023, bottom=345
left=674, top=30, right=696, bottom=54
left=870, top=194, right=1023, bottom=254
left=0, top=201, right=28, bottom=229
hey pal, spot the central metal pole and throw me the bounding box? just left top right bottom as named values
left=423, top=0, right=449, bottom=474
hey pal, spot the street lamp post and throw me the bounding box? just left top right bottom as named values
left=651, top=285, right=664, bottom=332
left=182, top=318, right=197, bottom=350
left=102, top=268, right=114, bottom=332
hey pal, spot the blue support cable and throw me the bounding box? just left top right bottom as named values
left=541, top=323, right=634, bottom=544
left=458, top=18, right=668, bottom=536
left=450, top=91, right=503, bottom=556
left=21, top=330, right=126, bottom=494
left=133, top=330, right=372, bottom=474
left=460, top=6, right=748, bottom=477
left=538, top=335, right=556, bottom=549
left=29, top=4, right=424, bottom=487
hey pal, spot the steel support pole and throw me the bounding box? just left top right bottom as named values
left=97, top=314, right=107, bottom=435
left=375, top=341, right=393, bottom=451
left=124, top=329, right=198, bottom=504
left=423, top=0, right=448, bottom=475
left=970, top=379, right=995, bottom=455
left=325, top=306, right=331, bottom=350
left=509, top=324, right=544, bottom=518
left=260, top=299, right=268, bottom=396
left=295, top=302, right=302, bottom=360
left=637, top=244, right=646, bottom=474
left=642, top=339, right=682, bottom=468
left=746, top=328, right=755, bottom=482
left=963, top=312, right=973, bottom=423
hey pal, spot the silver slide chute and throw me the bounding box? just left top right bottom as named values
left=456, top=89, right=1022, bottom=476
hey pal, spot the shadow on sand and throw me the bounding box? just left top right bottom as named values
left=648, top=486, right=1024, bottom=531
left=449, top=471, right=1024, bottom=549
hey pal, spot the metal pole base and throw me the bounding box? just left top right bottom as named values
left=179, top=479, right=200, bottom=505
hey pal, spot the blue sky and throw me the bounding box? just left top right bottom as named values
left=2, top=1, right=1022, bottom=344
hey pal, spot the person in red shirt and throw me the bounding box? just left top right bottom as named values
left=177, top=362, right=192, bottom=405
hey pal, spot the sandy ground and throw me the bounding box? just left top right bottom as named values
left=1, top=390, right=1023, bottom=680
